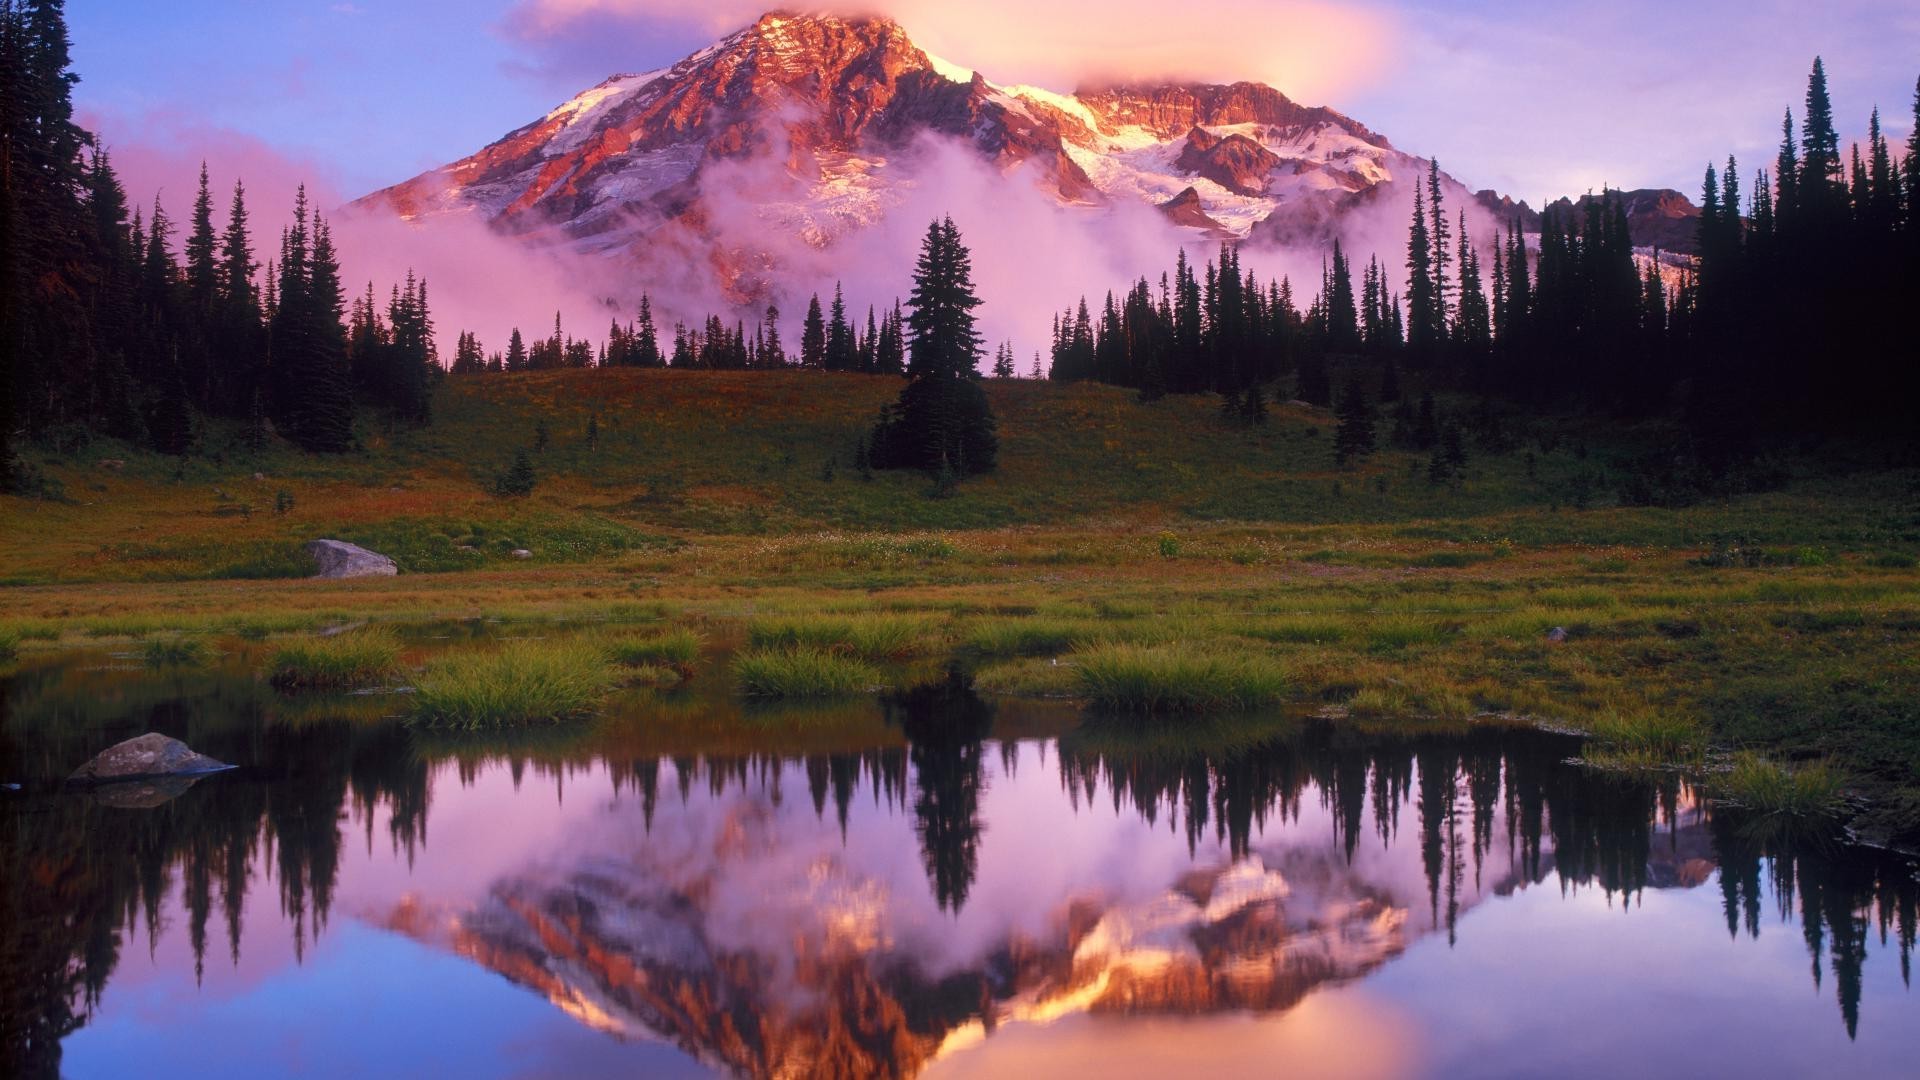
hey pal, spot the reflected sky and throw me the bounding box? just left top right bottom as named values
left=26, top=739, right=1912, bottom=1080
left=2, top=648, right=1913, bottom=1078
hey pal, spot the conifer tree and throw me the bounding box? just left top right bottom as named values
left=1427, top=159, right=1452, bottom=335
left=1333, top=380, right=1376, bottom=465
left=269, top=193, right=354, bottom=452
left=636, top=295, right=662, bottom=366
left=1324, top=239, right=1360, bottom=352
left=1775, top=109, right=1800, bottom=228
left=1405, top=186, right=1438, bottom=361
left=1907, top=77, right=1920, bottom=238
left=505, top=327, right=527, bottom=372
left=1452, top=216, right=1492, bottom=371
left=184, top=163, right=218, bottom=313
left=1295, top=351, right=1331, bottom=407
left=800, top=293, right=826, bottom=369
left=761, top=303, right=785, bottom=367
left=826, top=282, right=854, bottom=370
left=992, top=341, right=1015, bottom=378
left=216, top=178, right=263, bottom=417
left=1801, top=57, right=1842, bottom=212
left=870, top=218, right=996, bottom=476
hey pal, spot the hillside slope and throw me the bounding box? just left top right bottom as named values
left=0, top=369, right=1904, bottom=585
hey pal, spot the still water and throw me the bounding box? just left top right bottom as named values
left=2, top=645, right=1915, bottom=1078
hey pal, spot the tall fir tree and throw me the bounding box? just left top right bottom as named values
left=800, top=293, right=826, bottom=369
left=1405, top=185, right=1438, bottom=361
left=825, top=281, right=854, bottom=371
left=871, top=218, right=996, bottom=476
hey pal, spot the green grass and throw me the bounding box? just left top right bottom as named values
left=6, top=368, right=1920, bottom=840
left=1074, top=643, right=1288, bottom=713
left=960, top=616, right=1092, bottom=657
left=1364, top=615, right=1457, bottom=652
left=268, top=630, right=402, bottom=690
left=407, top=640, right=618, bottom=728
left=0, top=628, right=18, bottom=663
left=747, top=613, right=937, bottom=660
left=733, top=646, right=881, bottom=698
left=1580, top=709, right=1708, bottom=770
left=598, top=626, right=705, bottom=672
left=1719, top=753, right=1846, bottom=817
left=140, top=636, right=211, bottom=667
left=1347, top=681, right=1474, bottom=721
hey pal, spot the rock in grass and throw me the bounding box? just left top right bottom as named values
left=68, top=733, right=233, bottom=785
left=1545, top=626, right=1569, bottom=643
left=305, top=539, right=398, bottom=579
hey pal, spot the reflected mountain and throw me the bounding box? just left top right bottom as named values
left=2, top=649, right=1916, bottom=1078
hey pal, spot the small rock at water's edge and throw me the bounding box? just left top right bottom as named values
left=68, top=733, right=234, bottom=786
left=305, top=538, right=399, bottom=579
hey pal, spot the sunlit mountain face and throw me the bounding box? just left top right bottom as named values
left=351, top=10, right=1545, bottom=308
left=4, top=650, right=1913, bottom=1080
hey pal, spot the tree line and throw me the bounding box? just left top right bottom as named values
left=1042, top=58, right=1920, bottom=484
left=7, top=2, right=1909, bottom=493
left=0, top=0, right=440, bottom=478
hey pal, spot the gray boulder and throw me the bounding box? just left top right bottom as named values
left=1545, top=626, right=1569, bottom=643
left=305, top=538, right=398, bottom=579
left=87, top=775, right=207, bottom=809
left=68, top=733, right=233, bottom=786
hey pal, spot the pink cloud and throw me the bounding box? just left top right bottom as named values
left=84, top=106, right=346, bottom=233
left=500, top=1, right=1399, bottom=107
left=81, top=107, right=613, bottom=359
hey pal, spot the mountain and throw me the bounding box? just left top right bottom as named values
left=1546, top=188, right=1704, bottom=255
left=354, top=11, right=1696, bottom=303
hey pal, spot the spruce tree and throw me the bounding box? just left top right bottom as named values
left=826, top=282, right=853, bottom=370
left=870, top=218, right=997, bottom=476
left=1907, top=77, right=1920, bottom=239
left=1295, top=351, right=1331, bottom=407
left=184, top=163, right=218, bottom=313
left=1333, top=380, right=1376, bottom=465
left=1324, top=239, right=1360, bottom=352
left=1427, top=159, right=1452, bottom=335
left=800, top=293, right=826, bottom=369
left=636, top=294, right=662, bottom=366
left=505, top=327, right=527, bottom=372
left=1801, top=58, right=1842, bottom=209
left=1405, top=186, right=1437, bottom=361
left=216, top=178, right=263, bottom=417
left=1775, top=109, right=1800, bottom=229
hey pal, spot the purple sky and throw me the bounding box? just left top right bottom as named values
left=71, top=0, right=1919, bottom=213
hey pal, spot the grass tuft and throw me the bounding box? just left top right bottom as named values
left=734, top=646, right=880, bottom=698
left=1580, top=709, right=1707, bottom=769
left=1075, top=643, right=1287, bottom=713
left=960, top=616, right=1091, bottom=657
left=141, top=636, right=211, bottom=667
left=269, top=630, right=402, bottom=690
left=408, top=640, right=618, bottom=728
left=1720, top=753, right=1845, bottom=816
left=599, top=626, right=704, bottom=673
left=747, top=613, right=937, bottom=660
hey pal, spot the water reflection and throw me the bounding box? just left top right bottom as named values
left=0, top=649, right=1915, bottom=1078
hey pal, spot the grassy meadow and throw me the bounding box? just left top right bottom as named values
left=3, top=369, right=1918, bottom=842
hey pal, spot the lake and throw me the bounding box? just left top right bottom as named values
left=2, top=641, right=1914, bottom=1078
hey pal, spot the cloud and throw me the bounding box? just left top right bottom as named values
left=499, top=0, right=1399, bottom=106
left=84, top=106, right=346, bottom=228
left=82, top=107, right=615, bottom=362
